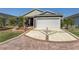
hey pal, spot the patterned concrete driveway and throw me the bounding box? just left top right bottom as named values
left=0, top=33, right=79, bottom=50
left=26, top=29, right=77, bottom=41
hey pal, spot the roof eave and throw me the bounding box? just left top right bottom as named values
left=34, top=16, right=63, bottom=18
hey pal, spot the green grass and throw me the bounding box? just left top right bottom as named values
left=68, top=28, right=79, bottom=36
left=71, top=32, right=79, bottom=36
left=0, top=30, right=22, bottom=42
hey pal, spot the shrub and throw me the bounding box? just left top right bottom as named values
left=17, top=16, right=24, bottom=28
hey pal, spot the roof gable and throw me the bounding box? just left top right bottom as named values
left=35, top=11, right=62, bottom=17
left=24, top=9, right=43, bottom=17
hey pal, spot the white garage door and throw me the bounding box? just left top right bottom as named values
left=35, top=17, right=60, bottom=29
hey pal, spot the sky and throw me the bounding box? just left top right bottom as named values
left=0, top=8, right=79, bottom=17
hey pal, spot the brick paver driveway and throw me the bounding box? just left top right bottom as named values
left=0, top=34, right=79, bottom=50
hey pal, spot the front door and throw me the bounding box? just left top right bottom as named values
left=29, top=18, right=33, bottom=26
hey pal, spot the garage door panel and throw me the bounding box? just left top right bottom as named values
left=36, top=17, right=60, bottom=29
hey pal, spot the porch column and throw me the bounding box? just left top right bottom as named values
left=24, top=17, right=28, bottom=31
left=33, top=18, right=36, bottom=28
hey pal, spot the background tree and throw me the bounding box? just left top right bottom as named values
left=63, top=18, right=74, bottom=29
left=8, top=17, right=16, bottom=26
left=18, top=16, right=24, bottom=28
left=0, top=16, right=6, bottom=28
left=69, top=18, right=74, bottom=27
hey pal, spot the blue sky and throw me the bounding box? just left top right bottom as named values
left=0, top=8, right=79, bottom=17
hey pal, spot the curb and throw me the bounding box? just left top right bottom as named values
left=63, top=29, right=79, bottom=40
left=0, top=32, right=25, bottom=45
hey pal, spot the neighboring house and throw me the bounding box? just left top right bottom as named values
left=23, top=9, right=63, bottom=29
left=66, top=13, right=79, bottom=27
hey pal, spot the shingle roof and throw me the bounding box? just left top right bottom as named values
left=66, top=13, right=79, bottom=19
left=23, top=9, right=63, bottom=17
left=35, top=11, right=63, bottom=17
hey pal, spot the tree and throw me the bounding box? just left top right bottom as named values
left=69, top=18, right=74, bottom=27
left=0, top=16, right=6, bottom=28
left=63, top=18, right=74, bottom=29
left=8, top=17, right=16, bottom=26
left=18, top=16, right=24, bottom=28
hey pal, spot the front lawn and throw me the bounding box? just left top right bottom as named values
left=0, top=30, right=22, bottom=42
left=68, top=28, right=79, bottom=36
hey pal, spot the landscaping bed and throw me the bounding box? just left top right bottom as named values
left=0, top=30, right=22, bottom=42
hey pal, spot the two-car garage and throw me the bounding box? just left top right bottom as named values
left=35, top=17, right=61, bottom=29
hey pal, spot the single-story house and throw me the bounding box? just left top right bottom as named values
left=23, top=9, right=63, bottom=29
left=66, top=13, right=79, bottom=27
